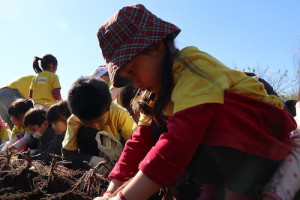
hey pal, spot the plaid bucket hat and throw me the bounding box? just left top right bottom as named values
left=97, top=4, right=181, bottom=87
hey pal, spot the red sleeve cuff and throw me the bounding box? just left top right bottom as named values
left=53, top=88, right=62, bottom=100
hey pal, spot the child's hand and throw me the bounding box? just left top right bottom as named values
left=108, top=192, right=123, bottom=200
left=93, top=192, right=112, bottom=200
left=8, top=145, right=17, bottom=152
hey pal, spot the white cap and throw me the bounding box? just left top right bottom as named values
left=90, top=65, right=108, bottom=78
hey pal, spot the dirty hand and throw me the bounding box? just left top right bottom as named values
left=108, top=192, right=123, bottom=200
left=10, top=159, right=25, bottom=165
left=8, top=145, right=17, bottom=153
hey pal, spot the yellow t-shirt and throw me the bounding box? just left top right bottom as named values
left=10, top=126, right=31, bottom=139
left=30, top=71, right=61, bottom=106
left=138, top=46, right=284, bottom=126
left=63, top=101, right=136, bottom=151
left=0, top=125, right=11, bottom=142
left=5, top=75, right=34, bottom=98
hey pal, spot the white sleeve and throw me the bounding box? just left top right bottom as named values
left=1, top=135, right=18, bottom=151
left=13, top=133, right=31, bottom=150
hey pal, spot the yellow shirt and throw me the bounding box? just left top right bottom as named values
left=63, top=101, right=136, bottom=151
left=0, top=125, right=11, bottom=142
left=10, top=126, right=31, bottom=139
left=5, top=75, right=34, bottom=98
left=30, top=71, right=61, bottom=106
left=138, top=46, right=284, bottom=126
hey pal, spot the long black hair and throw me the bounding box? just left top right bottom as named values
left=131, top=36, right=216, bottom=128
left=33, top=54, right=57, bottom=73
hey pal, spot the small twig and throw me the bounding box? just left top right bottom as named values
left=50, top=153, right=65, bottom=160
left=87, top=160, right=108, bottom=195
left=71, top=172, right=87, bottom=192
left=6, top=149, right=13, bottom=165
left=47, top=153, right=65, bottom=183
left=55, top=160, right=72, bottom=167
left=19, top=149, right=33, bottom=169
left=72, top=160, right=110, bottom=195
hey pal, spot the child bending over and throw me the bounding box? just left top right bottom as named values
left=62, top=77, right=136, bottom=172
left=2, top=98, right=33, bottom=153
left=0, top=75, right=34, bottom=128
left=24, top=107, right=63, bottom=165
left=46, top=100, right=71, bottom=135
left=94, top=4, right=296, bottom=200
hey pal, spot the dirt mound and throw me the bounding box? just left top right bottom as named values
left=0, top=151, right=169, bottom=200
left=0, top=155, right=109, bottom=200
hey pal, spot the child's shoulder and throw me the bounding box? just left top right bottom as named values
left=110, top=101, right=127, bottom=111
left=40, top=71, right=58, bottom=77
left=0, top=125, right=11, bottom=132
left=12, top=125, right=21, bottom=131
left=109, top=101, right=132, bottom=118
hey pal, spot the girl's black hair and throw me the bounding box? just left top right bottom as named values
left=33, top=54, right=57, bottom=73
left=24, top=107, right=47, bottom=126
left=132, top=36, right=215, bottom=127
left=285, top=99, right=298, bottom=117
left=8, top=98, right=34, bottom=117
left=68, top=77, right=112, bottom=120
left=119, top=84, right=139, bottom=123
left=47, top=100, right=71, bottom=123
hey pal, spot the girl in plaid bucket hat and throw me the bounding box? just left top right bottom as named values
left=95, top=4, right=297, bottom=200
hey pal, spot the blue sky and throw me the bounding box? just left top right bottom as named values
left=0, top=0, right=299, bottom=99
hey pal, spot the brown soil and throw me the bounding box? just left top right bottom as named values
left=0, top=157, right=109, bottom=200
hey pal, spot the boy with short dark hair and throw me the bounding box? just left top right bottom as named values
left=62, top=77, right=136, bottom=171
left=46, top=100, right=71, bottom=135
left=24, top=107, right=64, bottom=165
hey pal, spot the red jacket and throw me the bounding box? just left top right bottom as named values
left=109, top=91, right=296, bottom=185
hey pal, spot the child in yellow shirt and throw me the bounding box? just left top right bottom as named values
left=1, top=99, right=33, bottom=152
left=29, top=54, right=62, bottom=108
left=62, top=77, right=136, bottom=172
left=0, top=75, right=34, bottom=128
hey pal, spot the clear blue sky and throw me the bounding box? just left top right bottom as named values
left=1, top=0, right=299, bottom=99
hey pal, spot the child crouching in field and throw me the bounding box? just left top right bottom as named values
left=24, top=107, right=63, bottom=165
left=94, top=4, right=296, bottom=200
left=62, top=77, right=136, bottom=173
left=2, top=99, right=33, bottom=153
left=46, top=100, right=71, bottom=135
